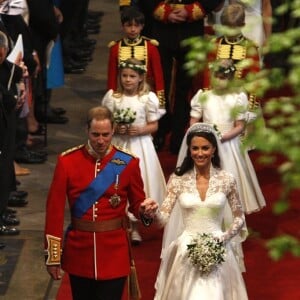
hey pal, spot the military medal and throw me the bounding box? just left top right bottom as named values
left=109, top=174, right=121, bottom=208
left=109, top=193, right=121, bottom=208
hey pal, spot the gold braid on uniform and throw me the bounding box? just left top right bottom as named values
left=123, top=36, right=143, bottom=46
left=115, top=145, right=136, bottom=158
left=119, top=38, right=147, bottom=65
left=153, top=3, right=172, bottom=22
left=61, top=144, right=84, bottom=156
left=157, top=90, right=166, bottom=109
left=190, top=4, right=205, bottom=21
left=248, top=94, right=260, bottom=111
left=217, top=37, right=247, bottom=79
left=146, top=37, right=159, bottom=47
left=45, top=234, right=62, bottom=265
left=119, top=0, right=131, bottom=6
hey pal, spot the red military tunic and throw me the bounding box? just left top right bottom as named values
left=44, top=144, right=145, bottom=280
left=107, top=36, right=166, bottom=109
left=201, top=35, right=261, bottom=110
left=203, top=35, right=260, bottom=88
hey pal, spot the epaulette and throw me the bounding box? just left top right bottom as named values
left=142, top=36, right=159, bottom=46
left=108, top=40, right=117, bottom=48
left=61, top=144, right=85, bottom=156
left=114, top=145, right=137, bottom=158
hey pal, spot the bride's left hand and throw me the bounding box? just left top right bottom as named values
left=140, top=198, right=158, bottom=218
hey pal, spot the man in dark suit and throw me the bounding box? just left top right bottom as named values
left=0, top=30, right=24, bottom=236
left=26, top=0, right=68, bottom=124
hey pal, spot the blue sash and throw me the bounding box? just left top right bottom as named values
left=72, top=150, right=132, bottom=218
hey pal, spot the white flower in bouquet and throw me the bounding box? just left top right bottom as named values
left=113, top=108, right=136, bottom=124
left=187, top=233, right=225, bottom=276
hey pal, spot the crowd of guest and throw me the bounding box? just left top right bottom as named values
left=0, top=0, right=102, bottom=249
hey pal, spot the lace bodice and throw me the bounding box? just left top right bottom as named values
left=155, top=167, right=249, bottom=299
left=157, top=167, right=244, bottom=242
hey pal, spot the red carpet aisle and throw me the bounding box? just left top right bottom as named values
left=56, top=150, right=300, bottom=300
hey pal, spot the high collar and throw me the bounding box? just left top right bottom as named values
left=223, top=34, right=245, bottom=45
left=85, top=140, right=113, bottom=160
left=123, top=36, right=142, bottom=46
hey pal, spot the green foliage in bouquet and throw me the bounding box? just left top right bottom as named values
left=187, top=233, right=225, bottom=276
left=113, top=108, right=136, bottom=124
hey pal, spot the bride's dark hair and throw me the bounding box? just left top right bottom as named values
left=175, top=131, right=221, bottom=176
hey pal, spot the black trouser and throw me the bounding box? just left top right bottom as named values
left=0, top=109, right=16, bottom=222
left=60, top=0, right=90, bottom=54
left=69, top=274, right=126, bottom=300
left=157, top=41, right=192, bottom=150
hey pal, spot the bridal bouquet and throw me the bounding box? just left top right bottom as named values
left=113, top=108, right=136, bottom=124
left=187, top=233, right=225, bottom=276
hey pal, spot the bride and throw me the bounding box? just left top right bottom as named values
left=154, top=123, right=248, bottom=300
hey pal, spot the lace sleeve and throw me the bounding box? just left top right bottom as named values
left=155, top=173, right=180, bottom=227
left=220, top=175, right=245, bottom=242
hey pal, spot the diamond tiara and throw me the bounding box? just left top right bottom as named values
left=187, top=123, right=215, bottom=135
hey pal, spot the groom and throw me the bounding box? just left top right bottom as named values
left=44, top=106, right=158, bottom=300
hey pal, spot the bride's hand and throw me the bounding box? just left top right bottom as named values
left=140, top=198, right=158, bottom=218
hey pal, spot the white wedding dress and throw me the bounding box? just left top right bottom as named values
left=154, top=167, right=248, bottom=300
left=102, top=89, right=166, bottom=204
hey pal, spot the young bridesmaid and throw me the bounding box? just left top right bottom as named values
left=102, top=58, right=166, bottom=244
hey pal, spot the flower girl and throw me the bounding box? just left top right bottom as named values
left=102, top=58, right=166, bottom=244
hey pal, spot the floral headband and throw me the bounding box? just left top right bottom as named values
left=119, top=61, right=147, bottom=73
left=209, top=61, right=236, bottom=76
left=216, top=65, right=236, bottom=75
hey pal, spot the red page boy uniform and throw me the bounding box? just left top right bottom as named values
left=203, top=35, right=261, bottom=111
left=107, top=36, right=166, bottom=110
